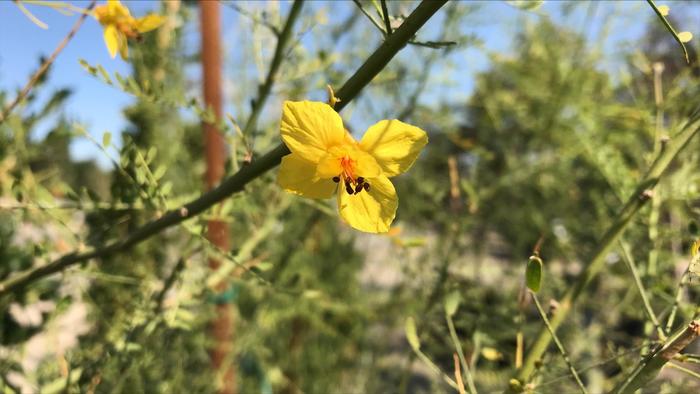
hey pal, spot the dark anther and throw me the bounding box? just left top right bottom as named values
left=355, top=185, right=364, bottom=194
left=363, top=183, right=370, bottom=191
left=356, top=177, right=364, bottom=184
left=332, top=176, right=340, bottom=183
left=345, top=185, right=354, bottom=194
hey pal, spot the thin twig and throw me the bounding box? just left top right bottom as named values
left=0, top=0, right=449, bottom=297
left=618, top=240, right=666, bottom=340
left=666, top=267, right=691, bottom=334
left=240, top=0, right=303, bottom=139
left=531, top=292, right=587, bottom=394
left=224, top=1, right=280, bottom=36
left=380, top=0, right=392, bottom=35
left=648, top=62, right=665, bottom=276
left=0, top=0, right=96, bottom=123
left=453, top=353, right=467, bottom=394
left=667, top=362, right=700, bottom=380
left=154, top=258, right=186, bottom=314
left=446, top=313, right=478, bottom=394
left=352, top=0, right=386, bottom=34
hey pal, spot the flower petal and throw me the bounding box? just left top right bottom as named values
left=107, top=0, right=130, bottom=16
left=108, top=0, right=130, bottom=18
left=135, top=14, right=166, bottom=33
left=359, top=119, right=428, bottom=177
left=316, top=153, right=343, bottom=179
left=103, top=24, right=120, bottom=58
left=277, top=153, right=336, bottom=199
left=337, top=175, right=397, bottom=233
left=280, top=101, right=346, bottom=162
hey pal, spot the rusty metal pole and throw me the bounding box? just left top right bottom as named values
left=200, top=1, right=234, bottom=393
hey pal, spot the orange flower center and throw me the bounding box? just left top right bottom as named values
left=333, top=156, right=370, bottom=195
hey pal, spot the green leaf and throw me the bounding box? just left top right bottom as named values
left=146, top=147, right=157, bottom=164
left=127, top=77, right=141, bottom=94
left=97, top=65, right=112, bottom=84
left=78, top=58, right=96, bottom=75
left=102, top=132, right=112, bottom=148
left=526, top=255, right=543, bottom=292
left=135, top=166, right=147, bottom=185
left=153, top=165, right=167, bottom=181
left=405, top=317, right=421, bottom=350
left=160, top=181, right=173, bottom=196
left=114, top=72, right=127, bottom=89
left=255, top=262, right=274, bottom=271
left=444, top=291, right=461, bottom=317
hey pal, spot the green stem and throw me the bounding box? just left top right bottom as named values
left=665, top=269, right=689, bottom=334
left=645, top=0, right=690, bottom=63
left=531, top=293, right=587, bottom=394
left=648, top=61, right=664, bottom=276
left=446, top=313, right=478, bottom=394
left=511, top=109, right=700, bottom=389
left=0, top=0, right=449, bottom=298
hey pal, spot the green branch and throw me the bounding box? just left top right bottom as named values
left=0, top=0, right=449, bottom=298
left=509, top=109, right=700, bottom=390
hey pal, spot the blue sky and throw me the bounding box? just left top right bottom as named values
left=1, top=0, right=690, bottom=168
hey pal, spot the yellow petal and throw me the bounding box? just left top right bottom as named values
left=103, top=24, right=120, bottom=58
left=337, top=175, right=397, bottom=233
left=316, top=153, right=343, bottom=179
left=280, top=101, right=346, bottom=162
left=135, top=14, right=166, bottom=33
left=277, top=153, right=336, bottom=199
left=359, top=119, right=428, bottom=177
left=108, top=0, right=130, bottom=18
left=352, top=149, right=381, bottom=178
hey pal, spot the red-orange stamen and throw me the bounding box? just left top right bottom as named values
left=336, top=156, right=370, bottom=195
left=340, top=156, right=355, bottom=182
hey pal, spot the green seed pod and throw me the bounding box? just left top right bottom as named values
left=526, top=255, right=543, bottom=293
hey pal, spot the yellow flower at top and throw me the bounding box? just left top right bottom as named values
left=93, top=0, right=165, bottom=59
left=277, top=101, right=428, bottom=233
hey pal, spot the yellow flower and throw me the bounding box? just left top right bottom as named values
left=93, top=0, right=165, bottom=59
left=277, top=101, right=428, bottom=233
